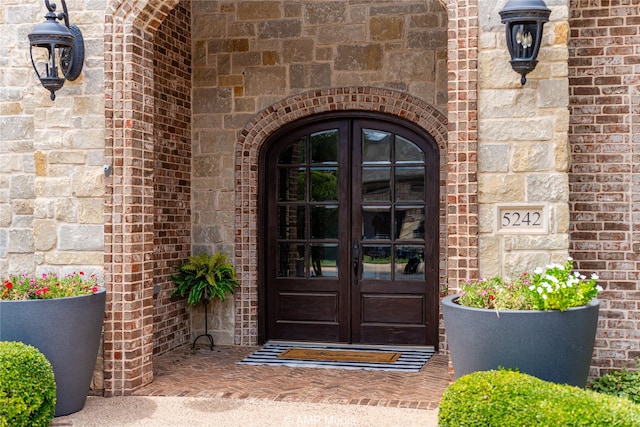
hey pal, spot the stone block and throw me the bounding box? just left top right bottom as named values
left=55, top=199, right=77, bottom=222
left=231, top=52, right=261, bottom=69
left=0, top=116, right=33, bottom=141
left=228, top=22, right=256, bottom=38
left=193, top=156, right=221, bottom=178
left=290, top=63, right=331, bottom=89
left=8, top=229, right=34, bottom=253
left=0, top=230, right=7, bottom=257
left=552, top=203, right=570, bottom=234
left=478, top=144, right=509, bottom=173
left=478, top=174, right=525, bottom=203
left=196, top=130, right=236, bottom=154
left=512, top=142, right=550, bottom=172
left=193, top=225, right=223, bottom=244
left=478, top=204, right=495, bottom=234
left=503, top=252, right=551, bottom=280
left=44, top=251, right=104, bottom=266
left=317, top=25, right=366, bottom=44
left=370, top=16, right=404, bottom=41
left=10, top=175, right=35, bottom=199
left=304, top=2, right=346, bottom=25
left=35, top=177, right=70, bottom=198
left=58, top=224, right=104, bottom=251
left=407, top=29, right=447, bottom=49
left=387, top=51, right=435, bottom=81
left=478, top=236, right=502, bottom=278
left=527, top=174, right=569, bottom=203
left=538, top=79, right=569, bottom=108
left=34, top=220, right=57, bottom=251
left=478, top=89, right=536, bottom=119
left=192, top=15, right=226, bottom=39
left=282, top=39, right=314, bottom=63
left=0, top=204, right=10, bottom=227
left=257, top=20, right=302, bottom=39
left=238, top=1, right=281, bottom=20
left=510, top=234, right=569, bottom=251
left=78, top=198, right=104, bottom=224
left=193, top=88, right=233, bottom=114
left=244, top=66, right=286, bottom=95
left=335, top=44, right=383, bottom=71
left=207, top=39, right=249, bottom=54
left=479, top=117, right=554, bottom=142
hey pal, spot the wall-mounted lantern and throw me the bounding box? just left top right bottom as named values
left=28, top=0, right=84, bottom=100
left=499, top=0, right=551, bottom=85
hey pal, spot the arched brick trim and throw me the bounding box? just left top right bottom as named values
left=234, top=87, right=448, bottom=346
left=104, top=0, right=179, bottom=396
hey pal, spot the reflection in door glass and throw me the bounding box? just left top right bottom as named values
left=311, top=130, right=338, bottom=164
left=277, top=242, right=307, bottom=278
left=395, top=167, right=425, bottom=201
left=310, top=206, right=338, bottom=239
left=278, top=167, right=306, bottom=201
left=278, top=205, right=305, bottom=240
left=395, top=206, right=425, bottom=240
left=278, top=138, right=306, bottom=164
left=396, top=246, right=425, bottom=280
left=362, top=245, right=391, bottom=280
left=362, top=129, right=391, bottom=164
left=395, top=135, right=424, bottom=163
left=362, top=167, right=391, bottom=201
left=362, top=207, right=391, bottom=240
left=310, top=168, right=338, bottom=201
left=310, top=244, right=338, bottom=278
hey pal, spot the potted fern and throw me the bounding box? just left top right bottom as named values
left=171, top=252, right=240, bottom=350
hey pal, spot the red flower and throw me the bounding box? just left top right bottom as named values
left=489, top=294, right=495, bottom=301
left=80, top=271, right=85, bottom=276
left=4, top=281, right=13, bottom=290
left=92, top=286, right=98, bottom=293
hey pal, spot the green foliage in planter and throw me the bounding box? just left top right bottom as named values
left=0, top=341, right=56, bottom=427
left=588, top=366, right=640, bottom=404
left=438, top=370, right=640, bottom=427
left=171, top=252, right=240, bottom=306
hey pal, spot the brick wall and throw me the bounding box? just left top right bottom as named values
left=152, top=1, right=192, bottom=356
left=569, top=1, right=640, bottom=375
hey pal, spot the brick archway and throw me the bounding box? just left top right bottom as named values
left=104, top=0, right=179, bottom=396
left=234, top=87, right=449, bottom=345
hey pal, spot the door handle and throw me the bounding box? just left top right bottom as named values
left=353, top=240, right=359, bottom=285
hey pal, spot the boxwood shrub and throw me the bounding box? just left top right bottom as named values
left=0, top=341, right=56, bottom=427
left=439, top=370, right=640, bottom=427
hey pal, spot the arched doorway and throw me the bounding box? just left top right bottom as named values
left=259, top=112, right=440, bottom=346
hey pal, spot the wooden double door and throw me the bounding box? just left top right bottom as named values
left=261, top=115, right=439, bottom=346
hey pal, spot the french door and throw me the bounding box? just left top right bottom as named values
left=262, top=115, right=439, bottom=345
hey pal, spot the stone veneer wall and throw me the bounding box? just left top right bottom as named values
left=191, top=0, right=451, bottom=345
left=0, top=0, right=106, bottom=277
left=477, top=1, right=572, bottom=278
left=152, top=1, right=192, bottom=356
left=569, top=1, right=640, bottom=375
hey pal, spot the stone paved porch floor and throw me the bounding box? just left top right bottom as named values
left=133, top=344, right=450, bottom=410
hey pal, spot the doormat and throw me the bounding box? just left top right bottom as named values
left=278, top=348, right=401, bottom=363
left=238, top=342, right=434, bottom=372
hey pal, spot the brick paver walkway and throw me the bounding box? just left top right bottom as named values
left=134, top=344, right=449, bottom=410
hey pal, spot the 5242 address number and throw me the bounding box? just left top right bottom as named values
left=498, top=207, right=545, bottom=232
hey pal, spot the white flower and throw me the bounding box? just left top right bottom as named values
left=529, top=285, right=535, bottom=291
left=542, top=294, right=548, bottom=299
left=591, top=273, right=599, bottom=280
left=596, top=285, right=603, bottom=292
left=534, top=267, right=543, bottom=274
left=537, top=287, right=543, bottom=294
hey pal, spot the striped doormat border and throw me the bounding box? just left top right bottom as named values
left=238, top=341, right=435, bottom=372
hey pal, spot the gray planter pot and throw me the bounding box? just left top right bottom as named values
left=0, top=289, right=106, bottom=416
left=442, top=294, right=599, bottom=387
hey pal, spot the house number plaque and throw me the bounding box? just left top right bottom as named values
left=497, top=205, right=547, bottom=234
